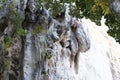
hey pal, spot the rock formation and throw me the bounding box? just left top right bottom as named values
left=0, top=0, right=120, bottom=80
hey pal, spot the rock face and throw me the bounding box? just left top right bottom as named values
left=23, top=17, right=90, bottom=80
left=109, top=0, right=120, bottom=20
left=0, top=0, right=120, bottom=80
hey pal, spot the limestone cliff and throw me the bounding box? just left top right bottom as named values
left=0, top=0, right=120, bottom=80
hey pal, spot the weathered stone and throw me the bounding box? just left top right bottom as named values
left=0, top=0, right=120, bottom=80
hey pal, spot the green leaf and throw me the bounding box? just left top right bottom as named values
left=17, top=28, right=26, bottom=36
left=4, top=37, right=11, bottom=49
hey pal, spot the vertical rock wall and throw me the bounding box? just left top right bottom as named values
left=0, top=0, right=120, bottom=80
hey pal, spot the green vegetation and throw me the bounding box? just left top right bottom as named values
left=37, top=0, right=111, bottom=24
left=0, top=0, right=26, bottom=49
left=37, top=0, right=120, bottom=43
left=8, top=2, right=25, bottom=35
left=4, top=37, right=11, bottom=49
left=17, top=28, right=26, bottom=36
left=32, top=26, right=47, bottom=35
left=6, top=1, right=26, bottom=36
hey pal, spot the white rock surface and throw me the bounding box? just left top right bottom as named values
left=23, top=17, right=120, bottom=80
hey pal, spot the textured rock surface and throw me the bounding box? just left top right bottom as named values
left=0, top=0, right=120, bottom=80
left=22, top=5, right=91, bottom=79
left=109, top=0, right=120, bottom=19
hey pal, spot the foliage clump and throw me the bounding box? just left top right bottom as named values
left=4, top=37, right=11, bottom=49
left=33, top=26, right=47, bottom=35
left=0, top=0, right=26, bottom=49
